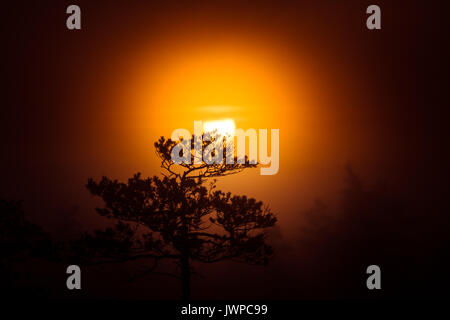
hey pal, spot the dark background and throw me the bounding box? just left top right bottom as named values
left=1, top=0, right=449, bottom=299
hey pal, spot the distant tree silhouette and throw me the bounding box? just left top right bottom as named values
left=82, top=134, right=277, bottom=299
left=298, top=165, right=413, bottom=298
left=0, top=199, right=51, bottom=292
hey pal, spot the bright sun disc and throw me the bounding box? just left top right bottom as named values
left=203, top=119, right=236, bottom=136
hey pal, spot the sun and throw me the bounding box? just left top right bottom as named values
left=203, top=118, right=236, bottom=136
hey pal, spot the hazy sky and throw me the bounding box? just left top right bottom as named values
left=1, top=1, right=448, bottom=298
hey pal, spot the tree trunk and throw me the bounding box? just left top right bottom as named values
left=180, top=205, right=190, bottom=300
left=181, top=253, right=190, bottom=300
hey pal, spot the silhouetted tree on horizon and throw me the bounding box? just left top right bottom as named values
left=81, top=134, right=277, bottom=299
left=297, top=165, right=416, bottom=298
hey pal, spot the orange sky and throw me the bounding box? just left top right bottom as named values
left=70, top=23, right=389, bottom=235
left=1, top=1, right=427, bottom=240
